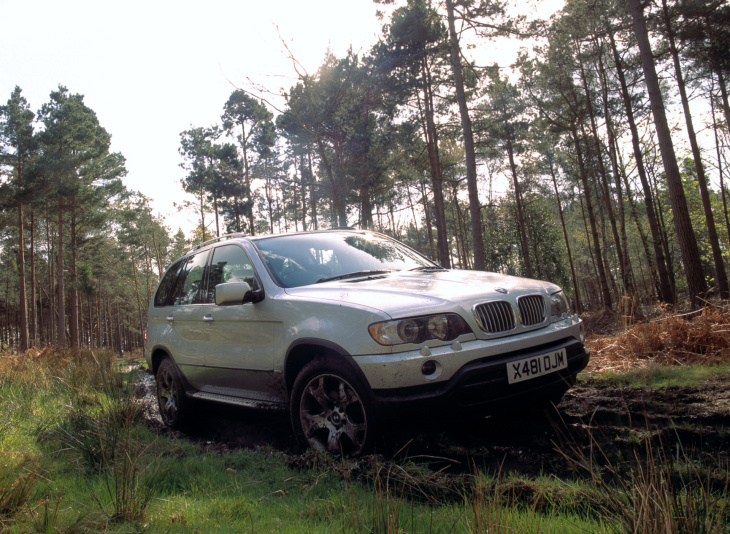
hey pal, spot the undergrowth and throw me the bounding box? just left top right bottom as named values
left=554, top=407, right=730, bottom=534
left=586, top=304, right=730, bottom=373
left=0, top=337, right=727, bottom=532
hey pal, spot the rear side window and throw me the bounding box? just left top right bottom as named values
left=154, top=259, right=185, bottom=307
left=171, top=251, right=210, bottom=305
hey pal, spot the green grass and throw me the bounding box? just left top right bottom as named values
left=0, top=348, right=727, bottom=533
left=583, top=361, right=730, bottom=388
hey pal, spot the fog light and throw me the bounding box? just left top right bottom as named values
left=421, top=360, right=437, bottom=376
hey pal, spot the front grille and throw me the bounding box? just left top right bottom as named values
left=474, top=301, right=515, bottom=333
left=518, top=295, right=545, bottom=326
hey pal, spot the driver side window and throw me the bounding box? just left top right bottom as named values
left=208, top=245, right=259, bottom=302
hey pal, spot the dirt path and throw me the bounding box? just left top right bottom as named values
left=137, top=371, right=730, bottom=477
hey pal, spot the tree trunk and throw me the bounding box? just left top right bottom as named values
left=314, top=136, right=341, bottom=228
left=199, top=187, right=207, bottom=242
left=298, top=155, right=308, bottom=231
left=131, top=253, right=145, bottom=342
left=46, top=215, right=55, bottom=344
left=69, top=201, right=79, bottom=349
left=506, top=137, right=533, bottom=278
left=87, top=294, right=93, bottom=347
left=715, top=65, right=730, bottom=136
left=617, top=140, right=661, bottom=300
left=662, top=0, right=728, bottom=299
left=420, top=176, right=437, bottom=261
left=445, top=0, right=485, bottom=270
left=712, top=79, right=730, bottom=247
left=213, top=195, right=220, bottom=238
left=360, top=185, right=373, bottom=229
left=548, top=157, right=582, bottom=313
left=418, top=61, right=450, bottom=268
left=578, top=197, right=599, bottom=307
left=115, top=302, right=123, bottom=356
left=406, top=182, right=423, bottom=252
left=608, top=31, right=674, bottom=303
left=240, top=118, right=256, bottom=235
left=649, top=162, right=678, bottom=295
left=96, top=283, right=102, bottom=348
left=17, top=202, right=29, bottom=352
left=56, top=200, right=66, bottom=347
left=596, top=41, right=636, bottom=302
left=627, top=0, right=708, bottom=307
left=30, top=209, right=36, bottom=346
left=577, top=46, right=631, bottom=298
left=572, top=127, right=613, bottom=308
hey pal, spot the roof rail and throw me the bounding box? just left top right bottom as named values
left=186, top=233, right=247, bottom=254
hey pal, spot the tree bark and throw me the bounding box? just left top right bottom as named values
left=46, top=215, right=54, bottom=344
left=240, top=118, right=256, bottom=235
left=572, top=127, right=613, bottom=308
left=445, top=0, right=485, bottom=270
left=131, top=253, right=145, bottom=342
left=608, top=31, right=674, bottom=303
left=596, top=41, right=636, bottom=302
left=308, top=147, right=318, bottom=230
left=712, top=78, right=730, bottom=247
left=30, top=209, right=36, bottom=346
left=662, top=0, right=728, bottom=299
left=506, top=137, right=533, bottom=278
left=548, top=157, right=582, bottom=313
left=577, top=45, right=631, bottom=298
left=627, top=0, right=708, bottom=307
left=17, top=202, right=29, bottom=351
left=417, top=61, right=450, bottom=268
left=715, top=65, right=730, bottom=136
left=56, top=200, right=66, bottom=347
left=420, top=176, right=437, bottom=261
left=69, top=201, right=79, bottom=349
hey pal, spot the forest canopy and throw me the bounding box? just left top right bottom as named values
left=2, top=0, right=729, bottom=351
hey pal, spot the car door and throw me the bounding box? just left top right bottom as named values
left=196, top=243, right=281, bottom=402
left=147, top=257, right=185, bottom=363
left=164, top=249, right=211, bottom=388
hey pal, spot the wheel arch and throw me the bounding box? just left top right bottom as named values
left=149, top=346, right=174, bottom=375
left=284, top=338, right=371, bottom=398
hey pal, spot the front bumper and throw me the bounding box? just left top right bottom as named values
left=369, top=337, right=589, bottom=412
left=353, top=317, right=585, bottom=389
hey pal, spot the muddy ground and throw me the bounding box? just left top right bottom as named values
left=136, top=370, right=730, bottom=480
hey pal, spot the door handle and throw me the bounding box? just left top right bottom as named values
left=202, top=315, right=214, bottom=323
left=166, top=316, right=174, bottom=322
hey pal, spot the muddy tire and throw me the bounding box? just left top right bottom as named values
left=156, top=358, right=190, bottom=429
left=290, top=360, right=373, bottom=456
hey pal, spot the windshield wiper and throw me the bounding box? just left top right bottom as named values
left=409, top=266, right=448, bottom=272
left=316, top=270, right=395, bottom=284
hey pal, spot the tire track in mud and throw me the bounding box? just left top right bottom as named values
left=137, top=370, right=730, bottom=477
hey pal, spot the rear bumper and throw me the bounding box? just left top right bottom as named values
left=370, top=338, right=589, bottom=413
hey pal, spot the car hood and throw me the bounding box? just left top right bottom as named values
left=283, top=269, right=557, bottom=318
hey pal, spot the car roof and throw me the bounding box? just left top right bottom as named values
left=183, top=228, right=369, bottom=256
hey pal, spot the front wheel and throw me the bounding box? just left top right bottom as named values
left=290, top=360, right=373, bottom=456
left=156, top=357, right=189, bottom=429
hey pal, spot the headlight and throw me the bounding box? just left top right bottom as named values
left=550, top=290, right=570, bottom=320
left=369, top=314, right=471, bottom=346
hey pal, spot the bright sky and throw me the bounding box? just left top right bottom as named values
left=1, top=0, right=562, bottom=235
left=1, top=0, right=384, bottom=232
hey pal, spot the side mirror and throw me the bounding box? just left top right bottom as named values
left=215, top=282, right=262, bottom=306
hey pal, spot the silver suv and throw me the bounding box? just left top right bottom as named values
left=146, top=230, right=589, bottom=455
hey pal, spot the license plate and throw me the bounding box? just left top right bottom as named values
left=507, top=348, right=568, bottom=384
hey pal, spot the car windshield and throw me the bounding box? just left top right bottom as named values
left=253, top=231, right=438, bottom=288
